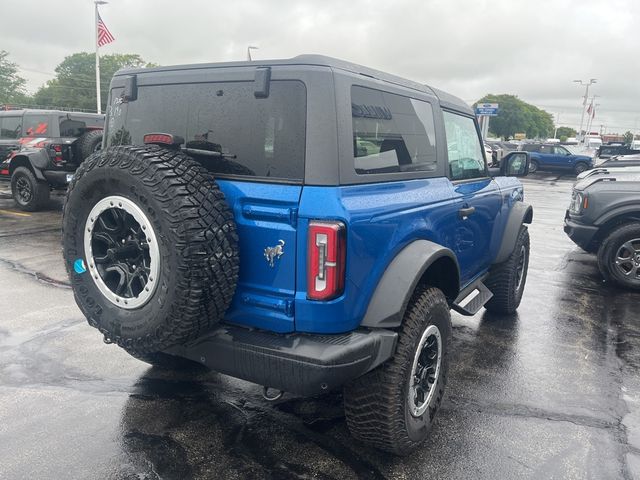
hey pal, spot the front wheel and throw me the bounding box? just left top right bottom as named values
left=597, top=223, right=640, bottom=290
left=484, top=226, right=530, bottom=314
left=10, top=166, right=50, bottom=211
left=343, top=286, right=451, bottom=455
left=574, top=162, right=588, bottom=175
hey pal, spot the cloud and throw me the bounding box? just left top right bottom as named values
left=3, top=0, right=639, bottom=133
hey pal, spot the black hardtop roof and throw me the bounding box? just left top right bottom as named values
left=0, top=109, right=104, bottom=118
left=114, top=54, right=473, bottom=114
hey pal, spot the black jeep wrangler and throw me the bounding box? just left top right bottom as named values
left=0, top=109, right=104, bottom=211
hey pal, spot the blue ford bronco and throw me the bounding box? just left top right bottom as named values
left=62, top=55, right=533, bottom=454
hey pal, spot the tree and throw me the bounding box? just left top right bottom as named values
left=0, top=50, right=27, bottom=105
left=33, top=52, right=155, bottom=112
left=555, top=126, right=577, bottom=139
left=623, top=131, right=634, bottom=146
left=475, top=94, right=554, bottom=139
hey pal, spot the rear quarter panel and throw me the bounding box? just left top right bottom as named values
left=295, top=178, right=462, bottom=333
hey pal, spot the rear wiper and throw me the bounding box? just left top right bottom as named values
left=182, top=147, right=237, bottom=159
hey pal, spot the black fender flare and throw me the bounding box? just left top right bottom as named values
left=10, top=151, right=48, bottom=181
left=360, top=240, right=460, bottom=329
left=594, top=205, right=640, bottom=227
left=494, top=201, right=533, bottom=264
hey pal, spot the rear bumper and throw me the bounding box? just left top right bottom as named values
left=564, top=211, right=599, bottom=250
left=42, top=170, right=73, bottom=187
left=167, top=325, right=397, bottom=396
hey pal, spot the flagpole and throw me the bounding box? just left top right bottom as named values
left=94, top=1, right=108, bottom=114
left=95, top=2, right=100, bottom=114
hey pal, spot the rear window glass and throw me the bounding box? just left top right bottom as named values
left=0, top=116, right=22, bottom=139
left=107, top=81, right=307, bottom=181
left=351, top=86, right=437, bottom=174
left=60, top=116, right=103, bottom=137
left=23, top=115, right=50, bottom=137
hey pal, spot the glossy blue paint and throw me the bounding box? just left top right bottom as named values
left=216, top=175, right=523, bottom=335
left=296, top=177, right=467, bottom=334
left=216, top=179, right=302, bottom=333
left=450, top=179, right=502, bottom=284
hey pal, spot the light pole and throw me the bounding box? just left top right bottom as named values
left=246, top=46, right=259, bottom=61
left=95, top=0, right=108, bottom=114
left=573, top=78, right=596, bottom=142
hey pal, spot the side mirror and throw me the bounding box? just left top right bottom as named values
left=499, top=151, right=530, bottom=177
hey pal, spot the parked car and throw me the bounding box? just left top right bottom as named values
left=565, top=167, right=640, bottom=289
left=595, top=144, right=640, bottom=160
left=62, top=55, right=533, bottom=454
left=0, top=109, right=104, bottom=210
left=521, top=143, right=593, bottom=174
left=577, top=161, right=640, bottom=181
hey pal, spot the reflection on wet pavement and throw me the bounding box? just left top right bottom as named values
left=0, top=176, right=638, bottom=479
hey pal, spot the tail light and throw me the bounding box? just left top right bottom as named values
left=307, top=221, right=346, bottom=301
left=49, top=144, right=64, bottom=166
left=143, top=133, right=184, bottom=147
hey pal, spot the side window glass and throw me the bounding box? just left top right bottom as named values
left=0, top=116, right=22, bottom=139
left=554, top=146, right=569, bottom=155
left=23, top=115, right=49, bottom=137
left=443, top=111, right=485, bottom=181
left=351, top=86, right=437, bottom=174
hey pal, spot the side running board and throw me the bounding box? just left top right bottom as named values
left=451, top=281, right=493, bottom=316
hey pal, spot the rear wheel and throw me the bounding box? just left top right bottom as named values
left=597, top=223, right=640, bottom=290
left=10, top=166, right=50, bottom=211
left=62, top=145, right=240, bottom=356
left=343, top=286, right=451, bottom=455
left=528, top=159, right=539, bottom=173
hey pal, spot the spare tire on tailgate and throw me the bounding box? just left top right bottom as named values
left=75, top=130, right=104, bottom=161
left=62, top=145, right=240, bottom=355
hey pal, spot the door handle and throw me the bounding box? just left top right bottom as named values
left=459, top=206, right=476, bottom=219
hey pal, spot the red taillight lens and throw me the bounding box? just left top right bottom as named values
left=307, top=221, right=346, bottom=301
left=49, top=144, right=64, bottom=165
left=143, top=133, right=175, bottom=145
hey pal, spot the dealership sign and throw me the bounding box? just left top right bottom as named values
left=475, top=103, right=499, bottom=116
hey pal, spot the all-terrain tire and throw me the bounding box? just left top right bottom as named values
left=62, top=145, right=239, bottom=356
left=343, top=286, right=451, bottom=455
left=484, top=226, right=530, bottom=314
left=11, top=166, right=50, bottom=211
left=597, top=222, right=640, bottom=290
left=75, top=130, right=103, bottom=161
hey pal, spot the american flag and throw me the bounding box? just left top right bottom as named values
left=97, top=12, right=115, bottom=47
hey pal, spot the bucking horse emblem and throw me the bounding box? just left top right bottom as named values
left=264, top=240, right=285, bottom=267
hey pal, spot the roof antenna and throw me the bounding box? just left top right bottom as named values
left=247, top=45, right=259, bottom=61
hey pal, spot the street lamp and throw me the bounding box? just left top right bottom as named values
left=573, top=78, right=597, bottom=142
left=247, top=46, right=259, bottom=61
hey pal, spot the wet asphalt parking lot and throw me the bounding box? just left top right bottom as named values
left=0, top=175, right=639, bottom=480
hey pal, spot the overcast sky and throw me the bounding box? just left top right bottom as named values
left=2, top=0, right=639, bottom=134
